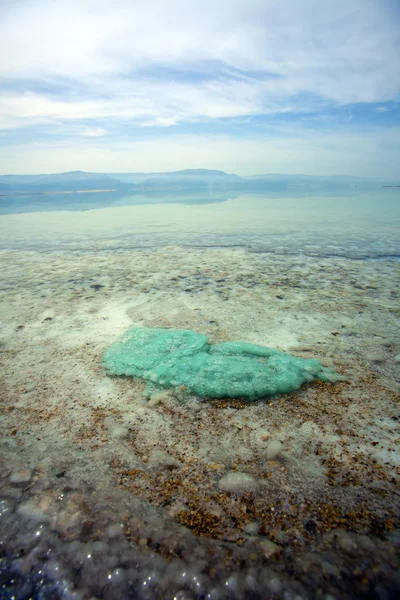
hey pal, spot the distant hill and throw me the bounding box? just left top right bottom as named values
left=0, top=169, right=396, bottom=195
left=0, top=171, right=131, bottom=193
left=136, top=169, right=243, bottom=193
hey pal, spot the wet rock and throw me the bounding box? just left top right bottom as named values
left=266, top=440, right=283, bottom=460
left=110, top=426, right=129, bottom=440
left=0, top=499, right=13, bottom=517
left=10, top=469, right=32, bottom=484
left=367, top=354, right=387, bottom=363
left=243, top=521, right=260, bottom=535
left=259, top=539, right=282, bottom=558
left=16, top=501, right=50, bottom=523
left=148, top=450, right=181, bottom=470
left=218, top=471, right=258, bottom=494
left=24, top=383, right=36, bottom=393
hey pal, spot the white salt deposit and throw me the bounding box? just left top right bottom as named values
left=218, top=471, right=259, bottom=494
left=265, top=440, right=283, bottom=460
left=0, top=237, right=399, bottom=598
left=110, top=426, right=129, bottom=439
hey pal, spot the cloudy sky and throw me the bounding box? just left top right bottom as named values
left=0, top=0, right=399, bottom=176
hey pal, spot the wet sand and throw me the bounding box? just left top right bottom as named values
left=0, top=245, right=399, bottom=598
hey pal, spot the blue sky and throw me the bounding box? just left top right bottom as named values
left=0, top=0, right=399, bottom=176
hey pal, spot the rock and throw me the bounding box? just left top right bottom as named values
left=266, top=440, right=283, bottom=460
left=243, top=521, right=260, bottom=535
left=148, top=450, right=181, bottom=470
left=110, top=426, right=129, bottom=440
left=106, top=524, right=124, bottom=539
left=218, top=471, right=258, bottom=494
left=259, top=539, right=282, bottom=558
left=17, top=501, right=50, bottom=523
left=10, top=469, right=32, bottom=484
left=367, top=355, right=386, bottom=363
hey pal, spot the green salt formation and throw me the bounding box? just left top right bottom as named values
left=102, top=328, right=344, bottom=400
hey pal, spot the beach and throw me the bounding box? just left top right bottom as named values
left=0, top=239, right=399, bottom=598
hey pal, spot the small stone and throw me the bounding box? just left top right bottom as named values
left=106, top=524, right=124, bottom=539
left=243, top=521, right=260, bottom=535
left=148, top=450, right=181, bottom=470
left=24, top=383, right=36, bottom=393
left=218, top=471, right=258, bottom=494
left=147, top=395, right=162, bottom=407
left=259, top=539, right=282, bottom=558
left=110, top=426, right=129, bottom=439
left=337, top=532, right=358, bottom=552
left=169, top=501, right=188, bottom=518
left=394, top=354, right=400, bottom=363
left=17, top=501, right=50, bottom=523
left=266, top=440, right=283, bottom=460
left=10, top=469, right=32, bottom=484
left=147, top=390, right=174, bottom=407
left=367, top=354, right=386, bottom=363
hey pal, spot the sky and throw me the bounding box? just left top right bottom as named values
left=0, top=0, right=399, bottom=177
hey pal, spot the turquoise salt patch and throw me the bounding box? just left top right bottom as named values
left=102, top=328, right=344, bottom=400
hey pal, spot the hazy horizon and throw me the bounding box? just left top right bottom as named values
left=0, top=167, right=398, bottom=180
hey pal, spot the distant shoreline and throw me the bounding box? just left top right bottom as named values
left=0, top=189, right=120, bottom=197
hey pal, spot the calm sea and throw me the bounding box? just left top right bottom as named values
left=0, top=189, right=399, bottom=259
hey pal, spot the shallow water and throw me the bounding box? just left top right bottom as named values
left=1, top=190, right=400, bottom=258
left=0, top=190, right=399, bottom=598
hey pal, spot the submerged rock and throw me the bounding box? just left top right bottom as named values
left=102, top=328, right=345, bottom=401
left=218, top=471, right=258, bottom=494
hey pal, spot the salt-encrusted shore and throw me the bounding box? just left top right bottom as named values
left=0, top=246, right=399, bottom=599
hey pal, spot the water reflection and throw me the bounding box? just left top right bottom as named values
left=0, top=189, right=399, bottom=259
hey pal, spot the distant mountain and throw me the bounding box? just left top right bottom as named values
left=242, top=173, right=390, bottom=190
left=0, top=171, right=131, bottom=193
left=0, top=169, right=397, bottom=195
left=135, top=169, right=243, bottom=194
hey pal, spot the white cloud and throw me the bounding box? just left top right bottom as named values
left=0, top=0, right=399, bottom=130
left=82, top=127, right=108, bottom=137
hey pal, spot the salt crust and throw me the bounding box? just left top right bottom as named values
left=103, top=327, right=343, bottom=399
left=0, top=246, right=399, bottom=598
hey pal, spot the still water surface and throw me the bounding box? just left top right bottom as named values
left=0, top=189, right=399, bottom=258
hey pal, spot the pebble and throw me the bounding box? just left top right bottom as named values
left=148, top=450, right=181, bottom=469
left=394, top=354, right=400, bottom=363
left=259, top=539, right=282, bottom=558
left=218, top=471, right=258, bottom=494
left=266, top=440, right=283, bottom=460
left=24, top=383, right=36, bottom=393
left=106, top=524, right=124, bottom=539
left=110, top=426, right=129, bottom=440
left=243, top=521, right=260, bottom=535
left=16, top=501, right=50, bottom=523
left=367, top=354, right=386, bottom=363
left=147, top=395, right=163, bottom=407
left=10, top=469, right=32, bottom=484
